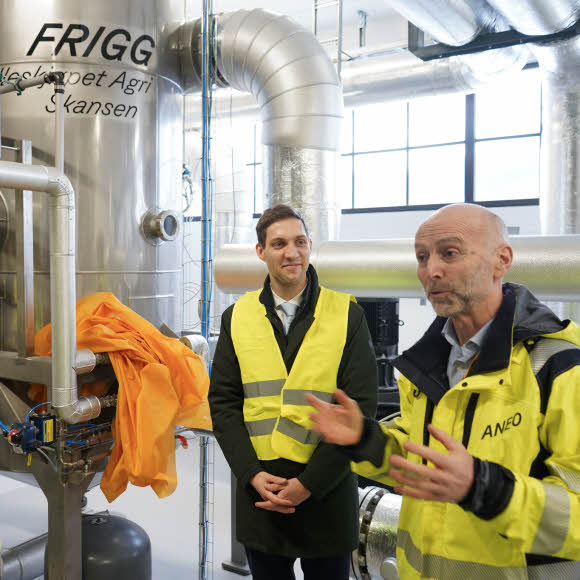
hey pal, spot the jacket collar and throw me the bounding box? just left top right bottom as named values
left=394, top=283, right=566, bottom=404
left=259, top=264, right=320, bottom=319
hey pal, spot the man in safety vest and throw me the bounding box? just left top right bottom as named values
left=209, top=204, right=378, bottom=580
left=307, top=203, right=580, bottom=579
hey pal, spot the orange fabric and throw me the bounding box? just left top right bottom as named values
left=32, top=292, right=211, bottom=502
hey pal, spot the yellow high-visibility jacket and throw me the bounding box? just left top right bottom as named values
left=353, top=284, right=580, bottom=579
left=231, top=286, right=352, bottom=464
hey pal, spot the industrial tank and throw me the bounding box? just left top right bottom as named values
left=0, top=0, right=186, bottom=350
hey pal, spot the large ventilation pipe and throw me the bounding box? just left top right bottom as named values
left=216, top=9, right=342, bottom=243
left=385, top=0, right=501, bottom=46
left=215, top=235, right=580, bottom=302
left=185, top=40, right=529, bottom=129
left=182, top=9, right=342, bottom=243
left=484, top=0, right=580, bottom=35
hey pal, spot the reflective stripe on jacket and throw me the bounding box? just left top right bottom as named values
left=231, top=286, right=352, bottom=463
left=353, top=284, right=580, bottom=579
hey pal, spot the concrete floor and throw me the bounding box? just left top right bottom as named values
left=0, top=436, right=306, bottom=579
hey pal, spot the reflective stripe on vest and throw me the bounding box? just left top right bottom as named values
left=398, top=529, right=528, bottom=580
left=398, top=528, right=580, bottom=580
left=231, top=286, right=352, bottom=463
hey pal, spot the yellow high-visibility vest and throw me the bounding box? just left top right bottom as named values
left=231, top=286, right=353, bottom=463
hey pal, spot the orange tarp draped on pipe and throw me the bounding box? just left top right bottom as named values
left=31, top=292, right=212, bottom=502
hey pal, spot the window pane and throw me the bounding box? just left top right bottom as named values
left=409, top=94, right=465, bottom=146
left=474, top=136, right=540, bottom=201
left=475, top=69, right=541, bottom=139
left=341, top=109, right=353, bottom=153
left=339, top=155, right=353, bottom=209
left=354, top=102, right=407, bottom=152
left=408, top=144, right=465, bottom=205
left=354, top=151, right=407, bottom=208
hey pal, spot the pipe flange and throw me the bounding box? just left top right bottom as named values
left=356, top=487, right=387, bottom=580
left=140, top=208, right=181, bottom=245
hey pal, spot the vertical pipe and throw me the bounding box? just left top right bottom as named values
left=54, top=76, right=65, bottom=173
left=337, top=0, right=343, bottom=80
left=199, top=3, right=213, bottom=579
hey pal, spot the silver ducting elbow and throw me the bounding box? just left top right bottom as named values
left=214, top=9, right=341, bottom=151
left=182, top=9, right=343, bottom=242
left=215, top=9, right=343, bottom=242
left=0, top=161, right=100, bottom=424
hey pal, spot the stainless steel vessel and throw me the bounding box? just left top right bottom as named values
left=0, top=0, right=186, bottom=349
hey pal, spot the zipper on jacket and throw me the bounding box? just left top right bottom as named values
left=422, top=399, right=435, bottom=465
left=462, top=393, right=480, bottom=448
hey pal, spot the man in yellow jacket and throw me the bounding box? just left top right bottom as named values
left=307, top=203, right=580, bottom=579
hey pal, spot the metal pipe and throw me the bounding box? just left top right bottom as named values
left=0, top=74, right=50, bottom=95
left=385, top=0, right=501, bottom=46
left=180, top=9, right=344, bottom=242
left=0, top=161, right=100, bottom=423
left=214, top=235, right=580, bottom=301
left=185, top=46, right=531, bottom=129
left=485, top=0, right=580, bottom=35
left=54, top=76, right=64, bottom=174
left=214, top=8, right=343, bottom=242
left=0, top=533, right=47, bottom=580
left=180, top=334, right=210, bottom=370
left=353, top=487, right=402, bottom=580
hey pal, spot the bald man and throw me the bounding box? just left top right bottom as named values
left=307, top=204, right=580, bottom=579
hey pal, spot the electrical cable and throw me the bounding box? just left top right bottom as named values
left=25, top=401, right=52, bottom=422
left=37, top=448, right=58, bottom=472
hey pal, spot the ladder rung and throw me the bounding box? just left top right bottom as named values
left=314, top=0, right=339, bottom=9
left=320, top=37, right=339, bottom=45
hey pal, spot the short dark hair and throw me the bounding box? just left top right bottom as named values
left=256, top=204, right=309, bottom=247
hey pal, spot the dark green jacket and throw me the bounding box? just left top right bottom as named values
left=209, top=265, right=378, bottom=557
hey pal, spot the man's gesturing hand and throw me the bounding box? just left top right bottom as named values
left=389, top=424, right=474, bottom=503
left=250, top=472, right=295, bottom=514
left=256, top=478, right=311, bottom=512
left=305, top=389, right=364, bottom=446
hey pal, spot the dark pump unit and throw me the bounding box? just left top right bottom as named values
left=356, top=298, right=401, bottom=420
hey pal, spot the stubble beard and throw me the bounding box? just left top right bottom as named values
left=429, top=289, right=474, bottom=318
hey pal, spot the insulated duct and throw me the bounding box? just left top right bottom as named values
left=352, top=487, right=402, bottom=580
left=0, top=161, right=100, bottom=424
left=215, top=235, right=580, bottom=302
left=215, top=9, right=342, bottom=242
left=182, top=8, right=343, bottom=242
left=485, top=0, right=580, bottom=35
left=183, top=1, right=529, bottom=131
left=185, top=44, right=529, bottom=128
left=385, top=0, right=501, bottom=46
